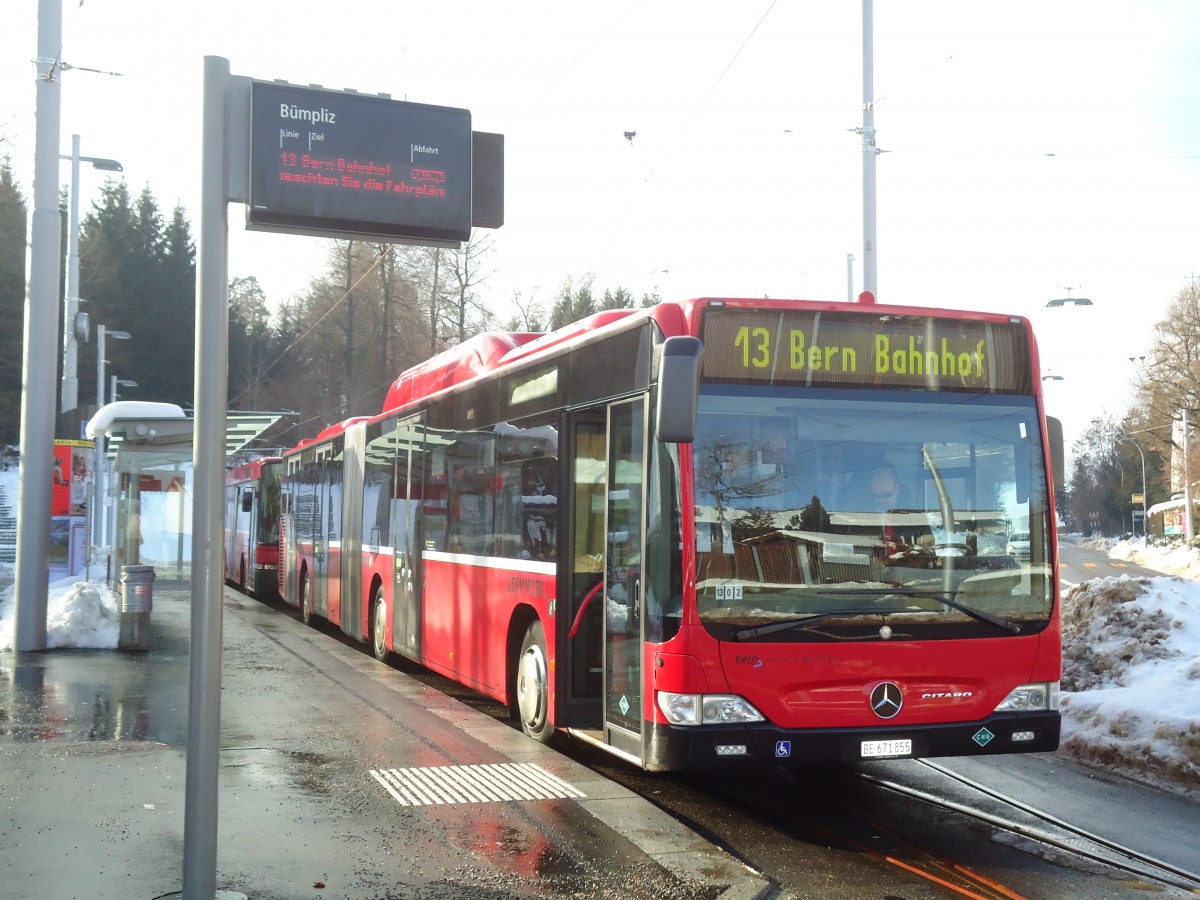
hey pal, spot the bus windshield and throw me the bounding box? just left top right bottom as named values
left=692, top=386, right=1054, bottom=642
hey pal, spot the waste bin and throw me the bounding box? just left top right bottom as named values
left=118, top=564, right=155, bottom=650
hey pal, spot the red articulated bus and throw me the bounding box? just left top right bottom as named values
left=224, top=456, right=283, bottom=598
left=277, top=297, right=1064, bottom=771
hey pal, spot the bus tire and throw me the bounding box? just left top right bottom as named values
left=300, top=571, right=314, bottom=626
left=515, top=620, right=554, bottom=744
left=371, top=586, right=392, bottom=663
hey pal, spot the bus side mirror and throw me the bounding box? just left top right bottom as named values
left=1045, top=416, right=1065, bottom=490
left=656, top=336, right=703, bottom=444
left=240, top=488, right=253, bottom=513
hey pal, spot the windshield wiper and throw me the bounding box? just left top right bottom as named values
left=901, top=590, right=1022, bottom=634
left=727, top=591, right=1023, bottom=640
left=730, top=608, right=893, bottom=641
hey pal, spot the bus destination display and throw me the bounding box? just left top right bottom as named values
left=248, top=82, right=472, bottom=243
left=701, top=308, right=1033, bottom=393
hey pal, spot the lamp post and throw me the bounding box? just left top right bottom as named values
left=14, top=0, right=64, bottom=651
left=1119, top=434, right=1148, bottom=537
left=1184, top=408, right=1194, bottom=542
left=60, top=134, right=122, bottom=414
left=92, top=324, right=131, bottom=550
left=110, top=376, right=137, bottom=403
left=859, top=0, right=878, bottom=297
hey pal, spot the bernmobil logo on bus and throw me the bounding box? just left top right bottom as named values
left=509, top=576, right=547, bottom=598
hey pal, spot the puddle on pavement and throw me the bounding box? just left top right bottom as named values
left=0, top=652, right=186, bottom=745
left=219, top=747, right=337, bottom=797
left=441, top=814, right=577, bottom=879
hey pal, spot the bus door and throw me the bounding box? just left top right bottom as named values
left=311, top=442, right=337, bottom=619
left=603, top=398, right=648, bottom=758
left=562, top=399, right=648, bottom=763
left=340, top=425, right=365, bottom=638
left=391, top=414, right=425, bottom=658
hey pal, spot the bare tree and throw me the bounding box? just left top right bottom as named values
left=506, top=289, right=547, bottom=333
left=1130, top=282, right=1200, bottom=501
left=444, top=230, right=496, bottom=342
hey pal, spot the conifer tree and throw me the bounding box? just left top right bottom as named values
left=0, top=160, right=28, bottom=445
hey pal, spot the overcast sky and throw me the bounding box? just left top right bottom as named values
left=4, top=1, right=1200, bottom=450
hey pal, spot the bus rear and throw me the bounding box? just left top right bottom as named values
left=224, top=457, right=283, bottom=598
left=649, top=300, right=1061, bottom=769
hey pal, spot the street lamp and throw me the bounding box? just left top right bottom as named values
left=110, top=376, right=138, bottom=403
left=1046, top=286, right=1093, bottom=308
left=92, top=324, right=132, bottom=550
left=60, top=134, right=123, bottom=414
left=96, top=325, right=132, bottom=409
left=1118, top=434, right=1148, bottom=537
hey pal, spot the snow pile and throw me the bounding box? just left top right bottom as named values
left=1059, top=573, right=1200, bottom=799
left=0, top=578, right=120, bottom=651
left=45, top=581, right=120, bottom=649
left=1060, top=576, right=1178, bottom=691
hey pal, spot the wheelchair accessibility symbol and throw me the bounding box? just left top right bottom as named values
left=775, top=740, right=791, bottom=758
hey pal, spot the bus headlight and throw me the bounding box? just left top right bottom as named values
left=994, top=682, right=1059, bottom=712
left=657, top=692, right=765, bottom=726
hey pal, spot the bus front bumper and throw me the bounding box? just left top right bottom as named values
left=644, top=712, right=1060, bottom=772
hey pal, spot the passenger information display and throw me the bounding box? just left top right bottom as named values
left=248, top=81, right=472, bottom=243
left=701, top=308, right=1033, bottom=393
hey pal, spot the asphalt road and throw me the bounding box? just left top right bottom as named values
left=1058, top=539, right=1169, bottom=586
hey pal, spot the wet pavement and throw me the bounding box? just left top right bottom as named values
left=1, top=583, right=767, bottom=899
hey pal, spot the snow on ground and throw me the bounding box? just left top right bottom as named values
left=0, top=454, right=1196, bottom=799
left=1058, top=535, right=1200, bottom=800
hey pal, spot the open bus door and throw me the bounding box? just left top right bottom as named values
left=562, top=397, right=649, bottom=765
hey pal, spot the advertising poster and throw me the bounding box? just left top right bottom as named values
left=52, top=440, right=93, bottom=517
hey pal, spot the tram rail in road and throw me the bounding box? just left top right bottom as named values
left=661, top=755, right=1200, bottom=900
left=858, top=760, right=1200, bottom=895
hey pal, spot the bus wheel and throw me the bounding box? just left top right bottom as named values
left=300, top=572, right=313, bottom=626
left=371, top=587, right=391, bottom=663
left=515, top=620, right=554, bottom=744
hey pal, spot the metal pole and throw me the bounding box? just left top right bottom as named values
left=183, top=54, right=231, bottom=900
left=1119, top=435, right=1148, bottom=538
left=1184, top=408, right=1194, bottom=542
left=92, top=325, right=107, bottom=550
left=14, top=0, right=63, bottom=651
left=61, top=134, right=82, bottom=413
left=846, top=253, right=854, bottom=302
left=861, top=0, right=878, bottom=298
left=1136, top=443, right=1147, bottom=537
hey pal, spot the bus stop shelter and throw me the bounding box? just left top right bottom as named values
left=88, top=403, right=289, bottom=584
